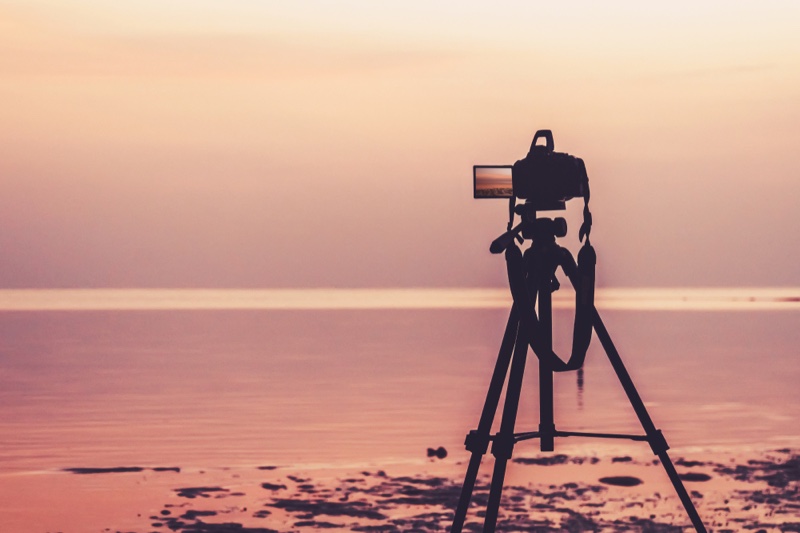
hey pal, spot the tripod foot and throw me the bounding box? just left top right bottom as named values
left=657, top=451, right=708, bottom=533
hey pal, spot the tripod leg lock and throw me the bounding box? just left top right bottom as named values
left=464, top=430, right=490, bottom=455
left=490, top=433, right=515, bottom=460
left=647, top=429, right=670, bottom=455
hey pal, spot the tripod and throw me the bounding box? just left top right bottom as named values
left=450, top=213, right=707, bottom=533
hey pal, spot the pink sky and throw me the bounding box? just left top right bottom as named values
left=1, top=1, right=799, bottom=288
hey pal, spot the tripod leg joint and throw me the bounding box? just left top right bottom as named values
left=648, top=429, right=670, bottom=455
left=491, top=433, right=515, bottom=460
left=464, top=430, right=490, bottom=455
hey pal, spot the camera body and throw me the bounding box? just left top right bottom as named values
left=511, top=130, right=588, bottom=210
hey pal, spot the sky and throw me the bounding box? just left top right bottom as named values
left=1, top=1, right=799, bottom=289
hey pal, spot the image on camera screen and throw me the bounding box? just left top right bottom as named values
left=474, top=165, right=513, bottom=198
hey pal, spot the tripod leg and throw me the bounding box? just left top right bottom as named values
left=451, top=306, right=520, bottom=533
left=592, top=309, right=707, bottom=533
left=483, top=319, right=530, bottom=533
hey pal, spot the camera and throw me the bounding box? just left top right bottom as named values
left=474, top=130, right=588, bottom=211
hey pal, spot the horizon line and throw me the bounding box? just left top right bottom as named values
left=0, top=287, right=798, bottom=311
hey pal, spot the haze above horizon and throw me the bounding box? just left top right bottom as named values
left=1, top=1, right=798, bottom=289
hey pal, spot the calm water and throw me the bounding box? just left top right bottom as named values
left=0, top=289, right=798, bottom=474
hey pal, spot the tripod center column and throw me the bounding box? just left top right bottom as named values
left=538, top=263, right=556, bottom=452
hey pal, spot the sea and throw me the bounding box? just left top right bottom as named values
left=0, top=288, right=798, bottom=531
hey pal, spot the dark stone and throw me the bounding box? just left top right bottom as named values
left=598, top=476, right=643, bottom=487
left=173, top=487, right=230, bottom=499
left=513, top=454, right=569, bottom=466
left=63, top=466, right=144, bottom=474
left=678, top=472, right=712, bottom=482
left=180, top=510, right=218, bottom=520
left=426, top=446, right=448, bottom=459
left=260, top=482, right=287, bottom=491
left=268, top=498, right=387, bottom=520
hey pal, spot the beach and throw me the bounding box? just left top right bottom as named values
left=2, top=449, right=797, bottom=531
left=0, top=291, right=798, bottom=531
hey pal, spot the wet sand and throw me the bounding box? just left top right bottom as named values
left=4, top=448, right=796, bottom=532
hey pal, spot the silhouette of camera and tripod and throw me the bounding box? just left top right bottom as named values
left=456, top=130, right=707, bottom=532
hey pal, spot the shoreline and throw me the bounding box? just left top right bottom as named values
left=1, top=448, right=796, bottom=532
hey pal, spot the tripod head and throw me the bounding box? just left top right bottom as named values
left=489, top=201, right=569, bottom=255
